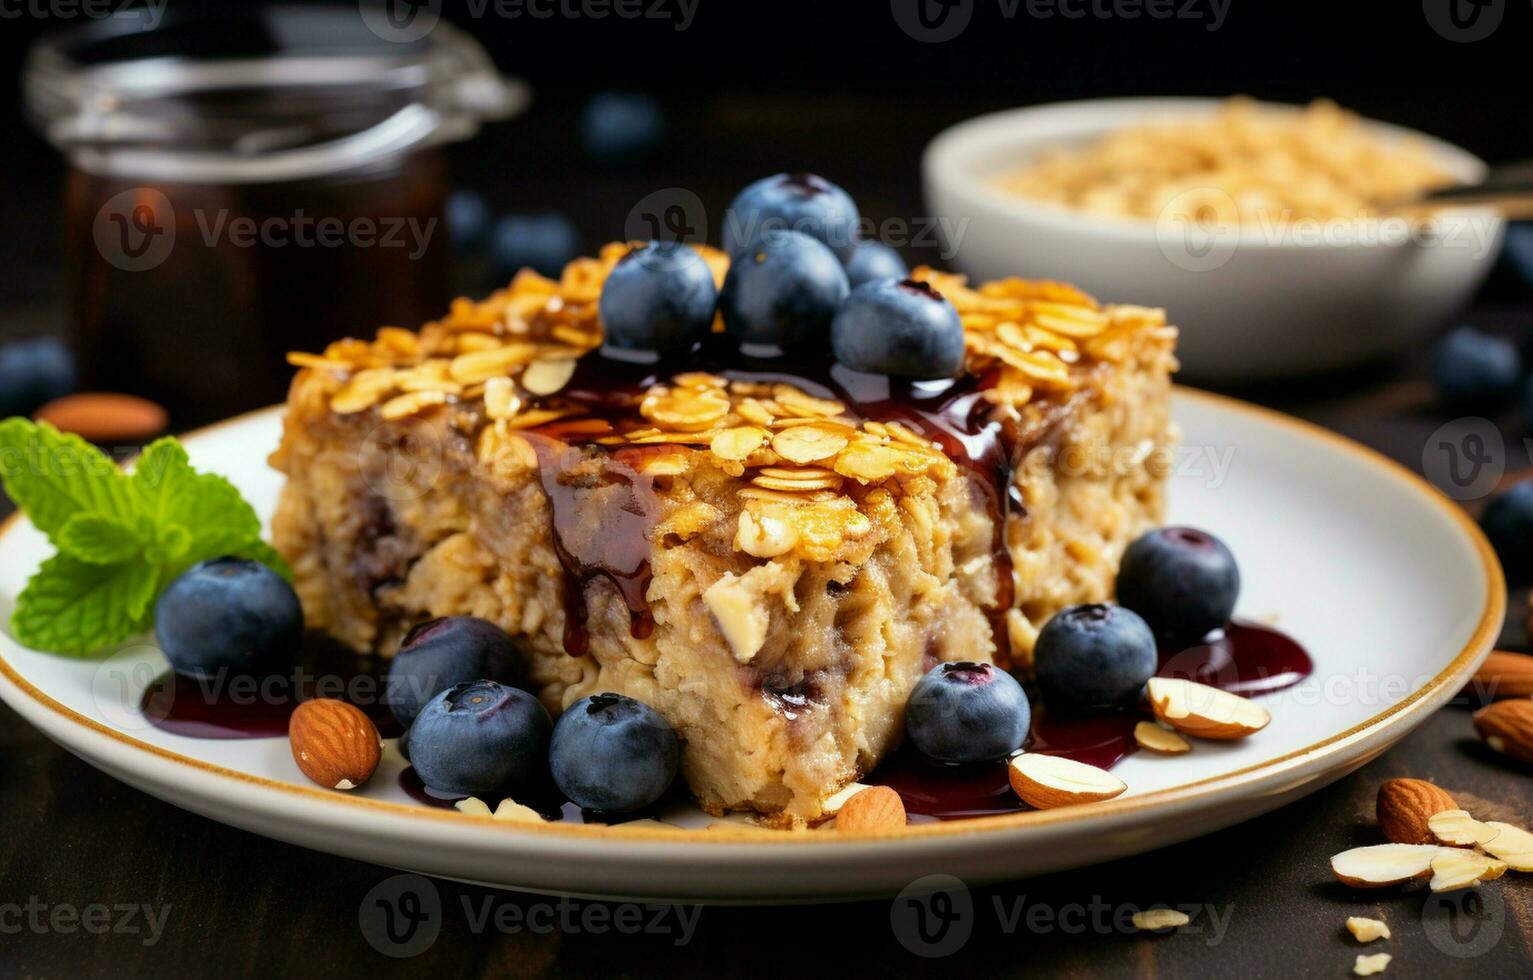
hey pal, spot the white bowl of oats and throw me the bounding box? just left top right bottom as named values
left=923, top=98, right=1501, bottom=381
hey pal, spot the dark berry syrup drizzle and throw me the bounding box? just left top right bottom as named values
left=139, top=632, right=404, bottom=740
left=872, top=620, right=1313, bottom=821
left=537, top=338, right=1038, bottom=660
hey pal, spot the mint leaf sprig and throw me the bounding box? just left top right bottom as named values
left=0, top=418, right=290, bottom=656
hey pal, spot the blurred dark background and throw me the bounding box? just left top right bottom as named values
left=1, top=0, right=1528, bottom=315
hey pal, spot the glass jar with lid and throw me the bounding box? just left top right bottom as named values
left=25, top=5, right=524, bottom=421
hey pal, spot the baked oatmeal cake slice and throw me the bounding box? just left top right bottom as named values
left=270, top=243, right=1177, bottom=822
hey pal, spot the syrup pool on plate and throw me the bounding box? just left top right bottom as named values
left=872, top=620, right=1313, bottom=822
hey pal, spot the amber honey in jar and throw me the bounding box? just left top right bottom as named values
left=25, top=6, right=524, bottom=421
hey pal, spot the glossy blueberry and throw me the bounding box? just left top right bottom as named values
left=1116, top=527, right=1241, bottom=647
left=598, top=241, right=718, bottom=352
left=1430, top=326, right=1521, bottom=411
left=550, top=693, right=679, bottom=813
left=722, top=173, right=860, bottom=258
left=0, top=337, right=78, bottom=418
left=831, top=278, right=964, bottom=378
left=579, top=91, right=664, bottom=164
left=386, top=616, right=524, bottom=726
left=1481, top=479, right=1533, bottom=582
left=445, top=190, right=493, bottom=252
left=154, top=557, right=302, bottom=681
left=490, top=211, right=581, bottom=279
left=1034, top=604, right=1158, bottom=709
left=408, top=680, right=552, bottom=796
left=719, top=230, right=849, bottom=347
left=905, top=661, right=1030, bottom=764
left=842, top=239, right=908, bottom=289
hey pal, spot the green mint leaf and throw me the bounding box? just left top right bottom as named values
left=56, top=513, right=144, bottom=565
left=0, top=418, right=139, bottom=542
left=132, top=438, right=262, bottom=558
left=11, top=553, right=157, bottom=656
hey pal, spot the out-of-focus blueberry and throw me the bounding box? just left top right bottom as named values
left=1482, top=479, right=1533, bottom=582
left=1430, top=326, right=1521, bottom=412
left=491, top=212, right=581, bottom=279
left=0, top=337, right=79, bottom=418
left=579, top=91, right=664, bottom=164
left=445, top=190, right=493, bottom=252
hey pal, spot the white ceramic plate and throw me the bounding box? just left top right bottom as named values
left=0, top=390, right=1501, bottom=902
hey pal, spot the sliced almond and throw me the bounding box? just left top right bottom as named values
left=492, top=798, right=544, bottom=823
left=1146, top=677, right=1270, bottom=740
left=521, top=358, right=577, bottom=396
left=1008, top=753, right=1127, bottom=809
left=1131, top=908, right=1189, bottom=931
left=1479, top=822, right=1533, bottom=870
left=455, top=797, right=493, bottom=816
left=1133, top=721, right=1191, bottom=755
left=1427, top=809, right=1499, bottom=847
left=1330, top=844, right=1449, bottom=887
left=1346, top=917, right=1390, bottom=943
left=1354, top=953, right=1391, bottom=976
left=1428, top=848, right=1507, bottom=892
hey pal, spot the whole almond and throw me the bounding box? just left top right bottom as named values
left=289, top=699, right=381, bottom=790
left=1376, top=778, right=1457, bottom=844
left=836, top=786, right=906, bottom=832
left=1473, top=699, right=1533, bottom=763
left=1471, top=651, right=1533, bottom=700
left=35, top=392, right=168, bottom=443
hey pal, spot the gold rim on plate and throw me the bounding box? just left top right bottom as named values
left=0, top=387, right=1505, bottom=844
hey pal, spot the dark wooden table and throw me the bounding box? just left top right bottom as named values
left=5, top=83, right=1533, bottom=971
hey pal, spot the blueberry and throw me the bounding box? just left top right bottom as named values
left=1116, top=527, right=1241, bottom=647
left=722, top=173, right=860, bottom=259
left=579, top=91, right=664, bottom=164
left=1481, top=479, right=1533, bottom=582
left=445, top=190, right=492, bottom=252
left=0, top=337, right=78, bottom=418
left=598, top=241, right=717, bottom=352
left=1034, top=604, right=1158, bottom=709
left=719, top=230, right=849, bottom=348
left=1430, top=326, right=1521, bottom=412
left=549, top=693, right=679, bottom=813
left=830, top=279, right=964, bottom=378
left=490, top=212, right=581, bottom=279
left=386, top=616, right=524, bottom=726
left=904, top=661, right=1030, bottom=764
left=154, top=557, right=302, bottom=681
left=842, top=239, right=908, bottom=289
left=1501, top=222, right=1533, bottom=292
left=408, top=680, right=552, bottom=796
